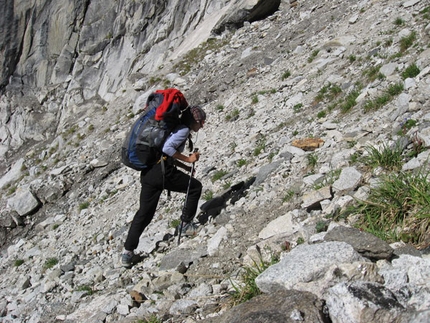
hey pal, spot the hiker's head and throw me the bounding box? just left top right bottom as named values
left=182, top=106, right=206, bottom=131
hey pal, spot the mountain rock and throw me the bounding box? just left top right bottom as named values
left=0, top=0, right=429, bottom=322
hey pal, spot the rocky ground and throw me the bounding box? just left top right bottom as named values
left=1, top=0, right=430, bottom=322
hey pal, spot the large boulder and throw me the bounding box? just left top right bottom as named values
left=200, top=289, right=329, bottom=323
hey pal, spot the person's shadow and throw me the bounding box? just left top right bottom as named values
left=197, top=177, right=256, bottom=225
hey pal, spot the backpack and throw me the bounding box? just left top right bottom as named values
left=121, top=88, right=189, bottom=170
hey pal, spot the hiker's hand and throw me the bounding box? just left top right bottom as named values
left=188, top=152, right=200, bottom=163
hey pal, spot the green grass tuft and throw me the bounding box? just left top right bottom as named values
left=351, top=170, right=430, bottom=246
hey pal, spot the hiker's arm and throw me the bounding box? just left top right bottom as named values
left=172, top=151, right=200, bottom=164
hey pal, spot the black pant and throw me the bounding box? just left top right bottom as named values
left=124, top=163, right=202, bottom=251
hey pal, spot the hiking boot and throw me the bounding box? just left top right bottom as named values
left=177, top=222, right=200, bottom=237
left=121, top=251, right=134, bottom=269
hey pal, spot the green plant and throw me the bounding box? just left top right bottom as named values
left=399, top=31, right=416, bottom=53
left=408, top=132, right=425, bottom=158
left=174, top=37, right=230, bottom=75
left=226, top=109, right=240, bottom=121
left=363, top=82, right=404, bottom=112
left=315, top=85, right=329, bottom=103
left=282, top=190, right=295, bottom=203
left=282, top=70, right=291, bottom=80
left=268, top=151, right=276, bottom=162
left=340, top=90, right=360, bottom=113
left=421, top=6, right=430, bottom=20
left=315, top=220, right=329, bottom=233
left=386, top=82, right=404, bottom=96
left=254, top=139, right=266, bottom=156
left=308, top=49, right=319, bottom=63
left=170, top=219, right=181, bottom=229
left=76, top=285, right=94, bottom=295
left=237, top=159, right=247, bottom=167
left=399, top=119, right=417, bottom=135
left=363, top=94, right=391, bottom=112
left=329, top=85, right=342, bottom=98
left=296, top=237, right=305, bottom=245
left=313, top=169, right=341, bottom=190
left=7, top=186, right=17, bottom=195
left=317, top=110, right=327, bottom=118
left=393, top=17, right=404, bottom=26
left=384, top=38, right=393, bottom=48
left=230, top=255, right=279, bottom=305
left=293, top=103, right=303, bottom=113
left=352, top=169, right=430, bottom=245
left=307, top=153, right=318, bottom=169
left=211, top=170, right=228, bottom=182
left=203, top=190, right=214, bottom=201
left=348, top=55, right=356, bottom=63
left=401, top=63, right=420, bottom=79
left=138, top=315, right=162, bottom=323
left=216, top=105, right=224, bottom=112
left=14, top=259, right=25, bottom=267
left=251, top=95, right=259, bottom=104
left=363, top=66, right=384, bottom=83
left=79, top=201, right=90, bottom=211
left=44, top=257, right=59, bottom=269
left=350, top=151, right=361, bottom=164
left=223, top=181, right=232, bottom=190
left=363, top=142, right=404, bottom=171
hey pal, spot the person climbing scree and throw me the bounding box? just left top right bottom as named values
left=121, top=106, right=206, bottom=268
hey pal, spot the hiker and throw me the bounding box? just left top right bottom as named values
left=121, top=106, right=206, bottom=268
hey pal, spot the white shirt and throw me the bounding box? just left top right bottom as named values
left=162, top=125, right=190, bottom=157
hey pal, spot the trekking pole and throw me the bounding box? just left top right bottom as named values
left=178, top=148, right=198, bottom=246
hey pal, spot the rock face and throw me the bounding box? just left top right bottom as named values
left=212, top=0, right=282, bottom=34
left=0, top=0, right=430, bottom=322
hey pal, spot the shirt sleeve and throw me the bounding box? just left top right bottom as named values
left=162, top=125, right=190, bottom=157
